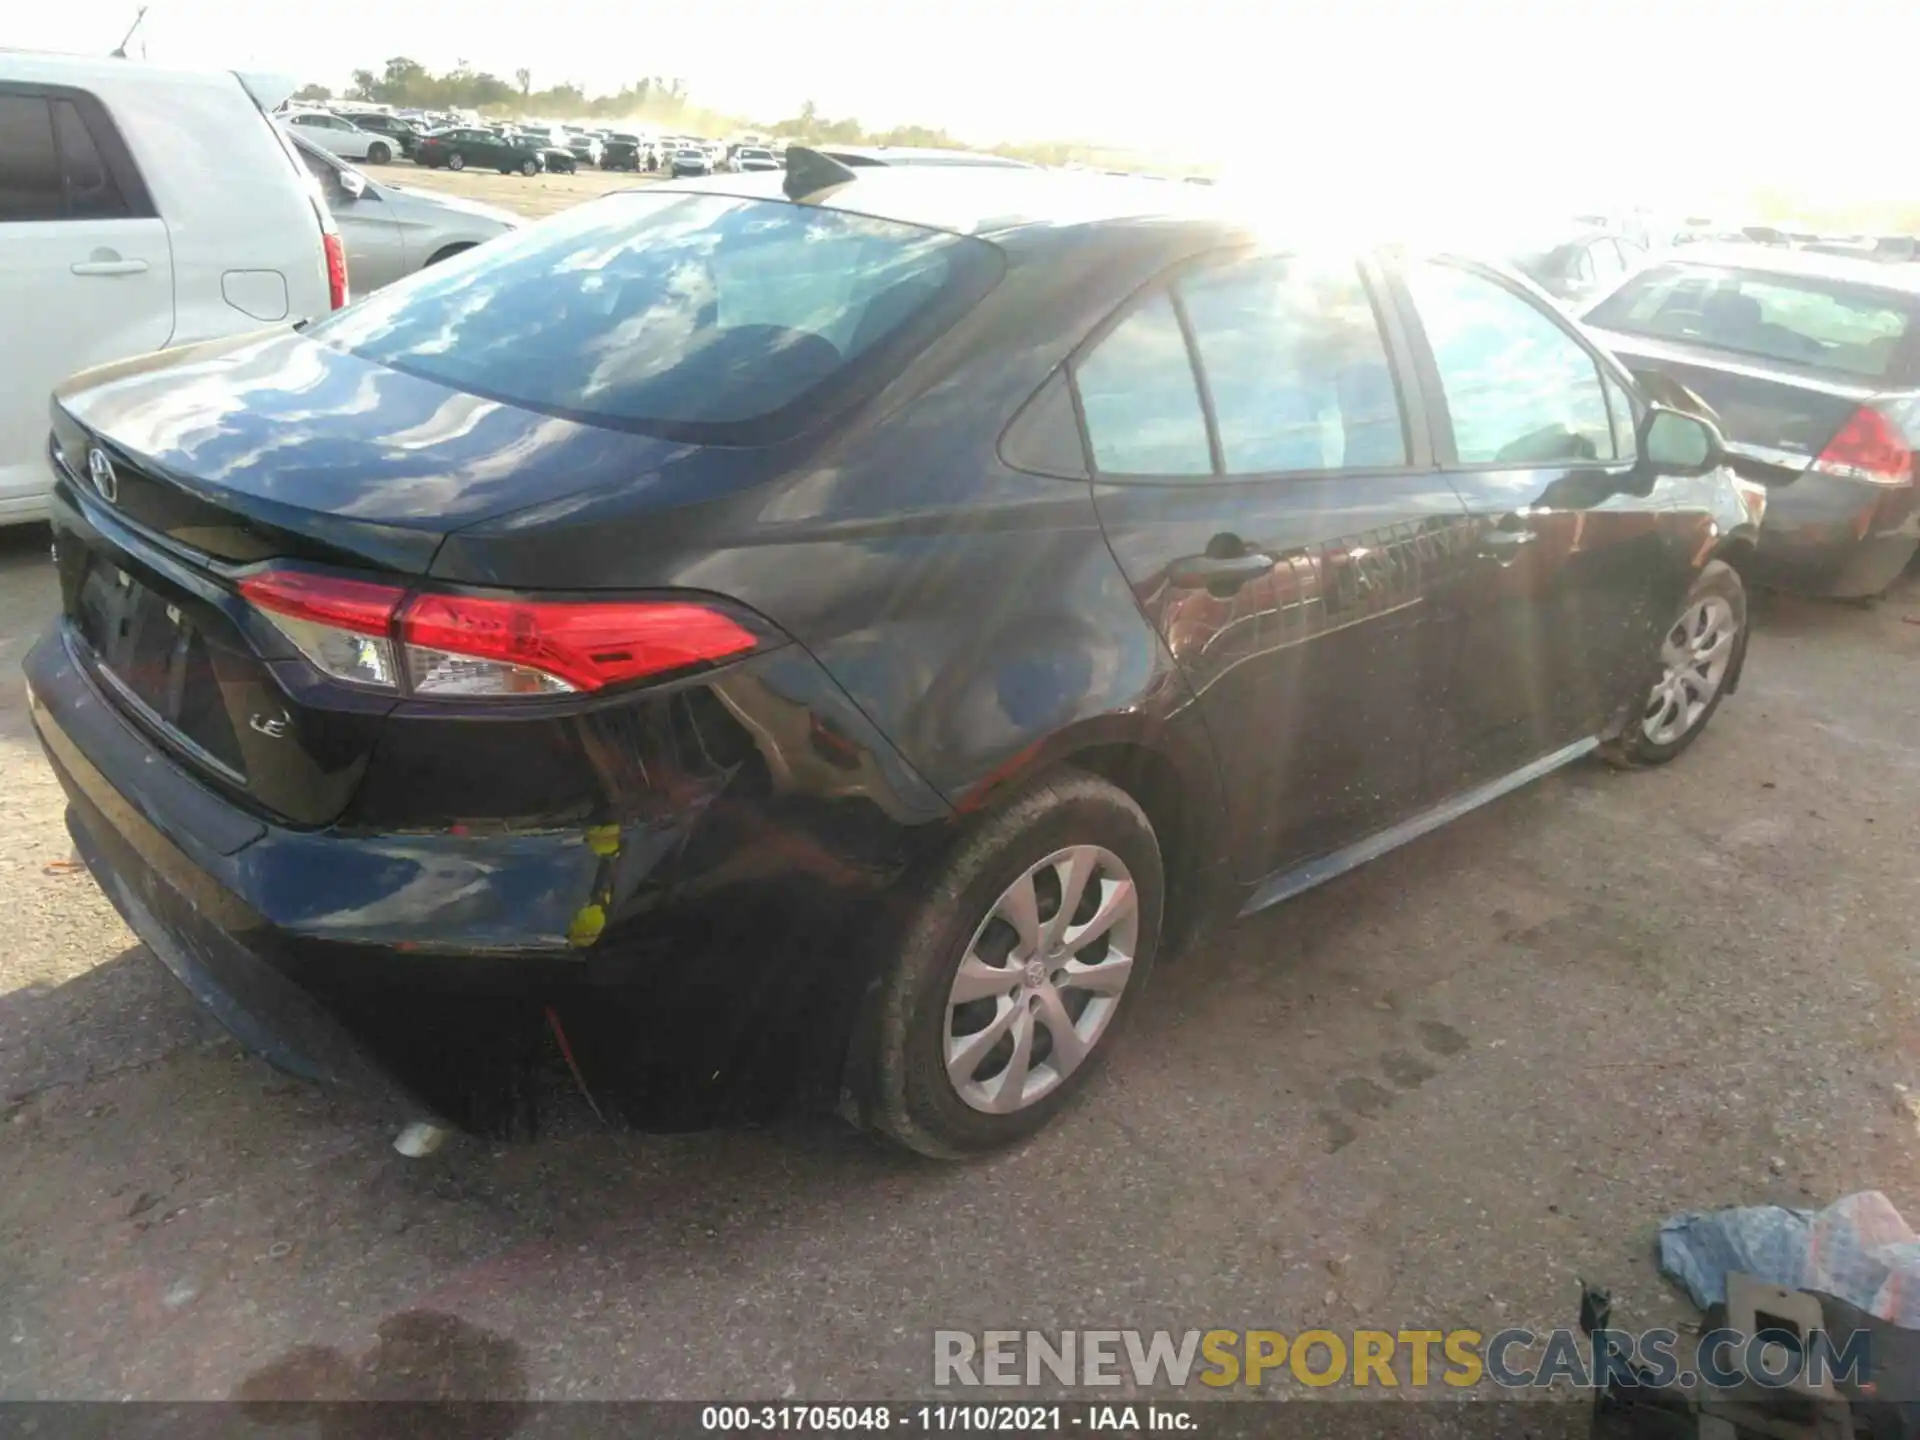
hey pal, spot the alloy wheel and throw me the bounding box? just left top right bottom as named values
left=943, top=846, right=1139, bottom=1115
left=1642, top=595, right=1737, bottom=746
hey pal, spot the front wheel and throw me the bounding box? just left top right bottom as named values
left=446, top=152, right=466, bottom=172
left=366, top=141, right=392, bottom=164
left=859, top=769, right=1163, bottom=1159
left=1601, top=558, right=1747, bottom=767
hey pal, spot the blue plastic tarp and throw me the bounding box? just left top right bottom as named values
left=1660, top=1191, right=1920, bottom=1327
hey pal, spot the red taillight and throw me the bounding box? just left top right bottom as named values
left=240, top=570, right=403, bottom=634
left=239, top=568, right=759, bottom=698
left=323, top=232, right=349, bottom=310
left=401, top=594, right=758, bottom=695
left=1812, top=406, right=1913, bottom=487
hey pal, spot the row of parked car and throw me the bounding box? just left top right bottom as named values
left=6, top=51, right=1918, bottom=1157
left=279, top=104, right=789, bottom=180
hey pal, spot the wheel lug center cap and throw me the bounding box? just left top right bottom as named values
left=1024, top=958, right=1047, bottom=989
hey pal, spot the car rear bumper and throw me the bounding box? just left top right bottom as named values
left=25, top=615, right=955, bottom=1124
left=1756, top=470, right=1919, bottom=598
left=28, top=627, right=441, bottom=1121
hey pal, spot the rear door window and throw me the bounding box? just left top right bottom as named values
left=50, top=98, right=130, bottom=219
left=1176, top=253, right=1407, bottom=473
left=1073, top=294, right=1213, bottom=476
left=0, top=90, right=135, bottom=222
left=0, top=93, right=62, bottom=220
left=1404, top=260, right=1617, bottom=465
left=315, top=190, right=1002, bottom=441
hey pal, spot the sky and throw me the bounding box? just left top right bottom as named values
left=16, top=0, right=1920, bottom=221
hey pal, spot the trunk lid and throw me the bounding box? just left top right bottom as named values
left=53, top=329, right=688, bottom=573
left=1586, top=327, right=1882, bottom=487
left=48, top=330, right=693, bottom=828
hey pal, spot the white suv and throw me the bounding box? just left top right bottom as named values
left=0, top=54, right=341, bottom=526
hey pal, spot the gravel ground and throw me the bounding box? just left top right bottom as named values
left=3, top=510, right=1916, bottom=1401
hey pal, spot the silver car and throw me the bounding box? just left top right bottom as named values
left=290, top=133, right=521, bottom=293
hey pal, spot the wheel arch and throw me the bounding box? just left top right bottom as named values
left=949, top=715, right=1231, bottom=963
left=1708, top=533, right=1759, bottom=695
left=423, top=242, right=476, bottom=268
left=1064, top=739, right=1216, bottom=962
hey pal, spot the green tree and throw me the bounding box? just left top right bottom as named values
left=378, top=56, right=428, bottom=102
left=874, top=124, right=953, bottom=148
left=292, top=82, right=333, bottom=102
left=515, top=68, right=531, bottom=97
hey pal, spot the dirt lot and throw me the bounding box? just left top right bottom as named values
left=5, top=514, right=1918, bottom=1401
left=384, top=159, right=667, bottom=220
left=3, top=174, right=1919, bottom=1400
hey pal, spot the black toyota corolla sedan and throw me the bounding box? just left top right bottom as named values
left=27, top=155, right=1761, bottom=1157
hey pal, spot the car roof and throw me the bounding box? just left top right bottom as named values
left=0, top=48, right=296, bottom=108
left=665, top=165, right=1237, bottom=243
left=1652, top=243, right=1920, bottom=296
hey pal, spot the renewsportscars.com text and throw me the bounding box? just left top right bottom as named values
left=933, top=1327, right=1872, bottom=1391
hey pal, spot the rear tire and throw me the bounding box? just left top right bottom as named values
left=1601, top=559, right=1746, bottom=768
left=447, top=152, right=466, bottom=172
left=366, top=141, right=392, bottom=165
left=520, top=158, right=538, bottom=176
left=860, top=769, right=1163, bottom=1159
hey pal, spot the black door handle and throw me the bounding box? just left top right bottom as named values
left=1168, top=551, right=1275, bottom=592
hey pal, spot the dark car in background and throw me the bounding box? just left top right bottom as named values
left=507, top=131, right=575, bottom=173
left=1509, top=225, right=1649, bottom=309
left=1585, top=246, right=1919, bottom=597
left=348, top=111, right=424, bottom=159
left=28, top=158, right=1758, bottom=1158
left=601, top=133, right=645, bottom=170
left=416, top=127, right=540, bottom=175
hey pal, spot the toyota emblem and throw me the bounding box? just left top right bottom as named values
left=86, top=447, right=118, bottom=503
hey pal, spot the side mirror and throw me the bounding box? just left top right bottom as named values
left=337, top=168, right=367, bottom=201
left=1640, top=406, right=1725, bottom=477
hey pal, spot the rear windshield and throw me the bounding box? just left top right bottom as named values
left=1586, top=263, right=1914, bottom=380
left=312, top=190, right=1001, bottom=441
